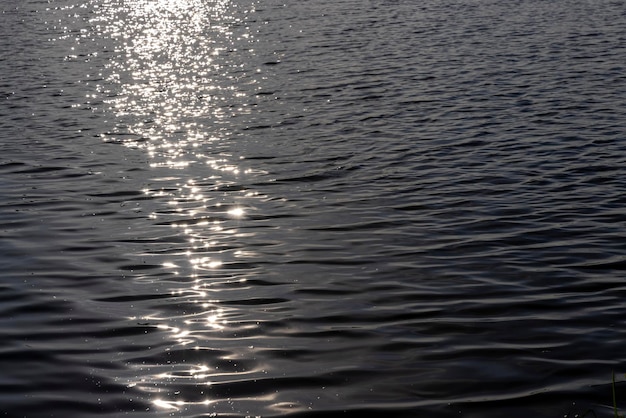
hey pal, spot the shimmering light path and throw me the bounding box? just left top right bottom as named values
left=90, top=0, right=279, bottom=413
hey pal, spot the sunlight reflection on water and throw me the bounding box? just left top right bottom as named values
left=7, top=0, right=626, bottom=415
left=10, top=0, right=626, bottom=415
left=92, top=0, right=266, bottom=412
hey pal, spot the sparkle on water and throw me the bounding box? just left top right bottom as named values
left=90, top=0, right=263, bottom=411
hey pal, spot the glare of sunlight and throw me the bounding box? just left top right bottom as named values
left=190, top=258, right=222, bottom=269
left=227, top=207, right=245, bottom=218
left=208, top=260, right=223, bottom=268
left=206, top=312, right=225, bottom=329
left=95, top=0, right=265, bottom=412
left=153, top=397, right=215, bottom=411
left=153, top=399, right=179, bottom=410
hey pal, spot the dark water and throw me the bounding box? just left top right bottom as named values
left=2, top=0, right=626, bottom=417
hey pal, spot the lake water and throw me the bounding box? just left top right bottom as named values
left=2, top=0, right=626, bottom=417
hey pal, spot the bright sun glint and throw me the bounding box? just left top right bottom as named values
left=227, top=207, right=245, bottom=218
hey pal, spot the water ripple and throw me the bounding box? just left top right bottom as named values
left=2, top=0, right=626, bottom=417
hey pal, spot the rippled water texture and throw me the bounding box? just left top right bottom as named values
left=2, top=0, right=626, bottom=417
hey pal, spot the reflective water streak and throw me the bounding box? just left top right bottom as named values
left=90, top=0, right=277, bottom=413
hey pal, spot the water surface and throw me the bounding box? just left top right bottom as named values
left=2, top=0, right=626, bottom=417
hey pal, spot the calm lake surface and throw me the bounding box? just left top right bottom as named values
left=2, top=0, right=626, bottom=417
